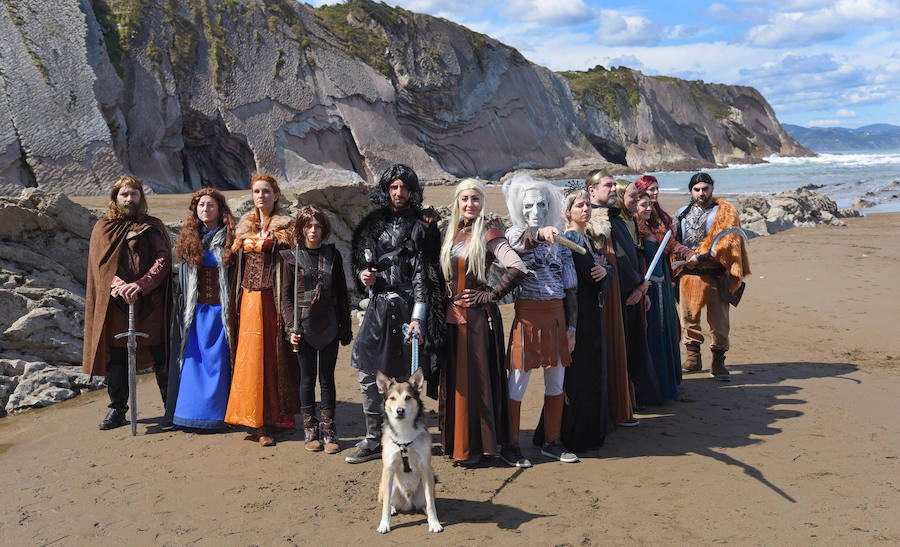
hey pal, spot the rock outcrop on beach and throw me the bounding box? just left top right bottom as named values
left=0, top=0, right=811, bottom=197
left=850, top=180, right=900, bottom=210
left=737, top=188, right=862, bottom=237
left=0, top=190, right=106, bottom=415
left=0, top=190, right=93, bottom=364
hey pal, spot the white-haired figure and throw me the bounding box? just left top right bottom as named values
left=501, top=174, right=579, bottom=465
left=438, top=179, right=528, bottom=467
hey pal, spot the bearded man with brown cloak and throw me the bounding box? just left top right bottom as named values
left=83, top=175, right=172, bottom=430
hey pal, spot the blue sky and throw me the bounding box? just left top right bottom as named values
left=309, top=0, right=900, bottom=129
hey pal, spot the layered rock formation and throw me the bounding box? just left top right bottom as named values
left=0, top=0, right=810, bottom=196
left=738, top=188, right=861, bottom=237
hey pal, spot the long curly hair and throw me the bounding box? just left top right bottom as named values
left=105, top=175, right=148, bottom=220
left=174, top=188, right=236, bottom=267
left=440, top=179, right=488, bottom=283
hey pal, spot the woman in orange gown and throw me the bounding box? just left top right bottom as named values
left=225, top=174, right=299, bottom=446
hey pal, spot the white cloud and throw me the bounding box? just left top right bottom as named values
left=834, top=109, right=856, bottom=118
left=807, top=119, right=842, bottom=127
left=664, top=24, right=705, bottom=40
left=744, top=0, right=900, bottom=47
left=502, top=0, right=593, bottom=26
left=846, top=86, right=899, bottom=106
left=594, top=10, right=658, bottom=46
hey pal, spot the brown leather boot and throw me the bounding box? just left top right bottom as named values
left=302, top=410, right=323, bottom=452
left=710, top=349, right=730, bottom=381
left=319, top=408, right=340, bottom=454
left=509, top=399, right=522, bottom=444
left=683, top=342, right=702, bottom=372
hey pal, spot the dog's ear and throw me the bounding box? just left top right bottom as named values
left=376, top=370, right=392, bottom=394
left=409, top=368, right=424, bottom=393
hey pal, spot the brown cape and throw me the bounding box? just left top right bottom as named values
left=82, top=215, right=172, bottom=378
left=601, top=237, right=635, bottom=424
left=587, top=208, right=634, bottom=423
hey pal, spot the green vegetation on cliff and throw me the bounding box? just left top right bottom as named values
left=314, top=0, right=414, bottom=78
left=163, top=0, right=199, bottom=90
left=650, top=75, right=733, bottom=120
left=263, top=0, right=313, bottom=70
left=692, top=87, right=732, bottom=119
left=92, top=0, right=151, bottom=77
left=558, top=65, right=640, bottom=121
left=4, top=0, right=51, bottom=84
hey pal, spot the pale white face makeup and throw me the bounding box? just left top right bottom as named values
left=522, top=188, right=549, bottom=228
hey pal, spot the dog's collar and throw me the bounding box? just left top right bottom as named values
left=391, top=437, right=414, bottom=473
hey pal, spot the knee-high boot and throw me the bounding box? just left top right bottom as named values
left=509, top=399, right=521, bottom=444
left=543, top=394, right=564, bottom=443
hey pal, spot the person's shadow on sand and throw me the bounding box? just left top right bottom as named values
left=576, top=361, right=859, bottom=503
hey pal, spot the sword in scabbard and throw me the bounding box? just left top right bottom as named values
left=363, top=248, right=375, bottom=300
left=292, top=241, right=300, bottom=353
left=114, top=302, right=148, bottom=436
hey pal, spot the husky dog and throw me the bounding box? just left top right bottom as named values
left=375, top=368, right=442, bottom=533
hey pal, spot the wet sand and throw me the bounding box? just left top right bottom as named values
left=3, top=191, right=898, bottom=544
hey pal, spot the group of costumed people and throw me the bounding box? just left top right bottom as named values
left=81, top=164, right=749, bottom=467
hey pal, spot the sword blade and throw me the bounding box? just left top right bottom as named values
left=128, top=304, right=137, bottom=436
left=709, top=227, right=750, bottom=257
left=644, top=230, right=672, bottom=282
left=553, top=234, right=587, bottom=255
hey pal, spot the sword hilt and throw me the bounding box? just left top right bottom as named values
left=114, top=331, right=150, bottom=340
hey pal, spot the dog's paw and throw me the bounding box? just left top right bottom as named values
left=428, top=519, right=443, bottom=533
left=377, top=519, right=391, bottom=534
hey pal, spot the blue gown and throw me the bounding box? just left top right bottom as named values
left=173, top=250, right=231, bottom=428
left=644, top=239, right=682, bottom=402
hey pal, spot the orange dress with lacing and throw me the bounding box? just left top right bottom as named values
left=224, top=235, right=295, bottom=430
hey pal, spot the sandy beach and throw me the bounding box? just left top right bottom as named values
left=2, top=188, right=898, bottom=545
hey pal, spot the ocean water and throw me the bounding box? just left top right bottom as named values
left=644, top=150, right=900, bottom=213
left=549, top=150, right=900, bottom=214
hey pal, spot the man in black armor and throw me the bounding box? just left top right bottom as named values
left=345, top=164, right=443, bottom=464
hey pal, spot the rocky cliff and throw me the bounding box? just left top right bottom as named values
left=0, top=0, right=812, bottom=196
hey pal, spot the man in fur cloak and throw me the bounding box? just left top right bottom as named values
left=586, top=171, right=639, bottom=427
left=83, top=175, right=172, bottom=430
left=346, top=164, right=444, bottom=463
left=674, top=172, right=751, bottom=380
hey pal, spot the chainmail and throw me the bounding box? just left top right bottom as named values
left=682, top=204, right=711, bottom=250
